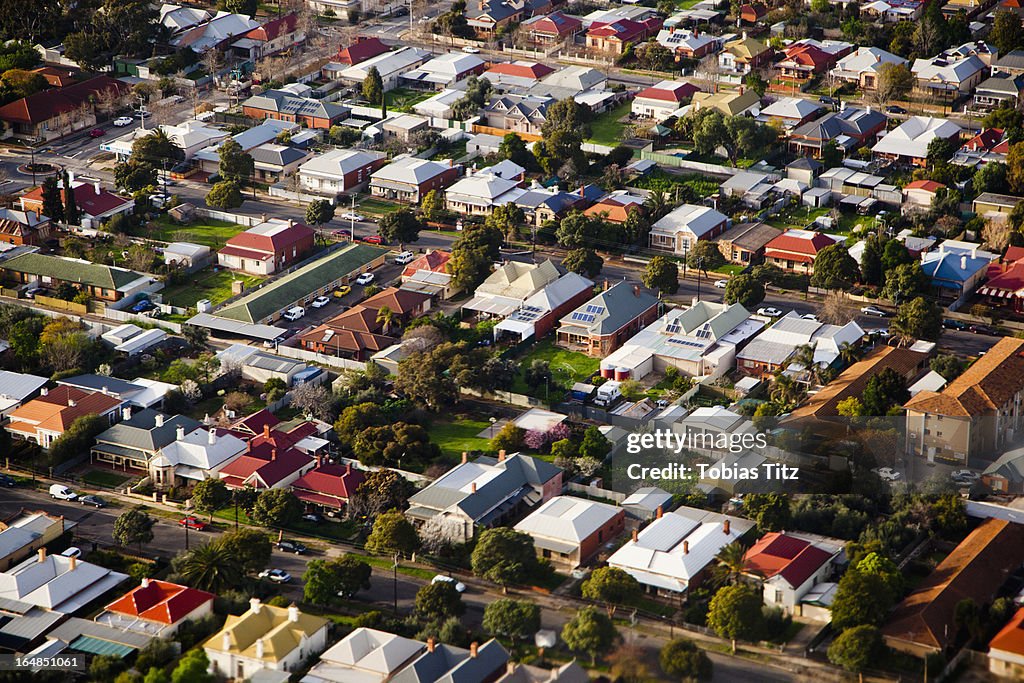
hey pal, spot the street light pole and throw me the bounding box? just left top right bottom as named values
left=392, top=553, right=399, bottom=613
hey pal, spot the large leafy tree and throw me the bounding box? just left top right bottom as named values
left=991, top=9, right=1024, bottom=55
left=485, top=203, right=525, bottom=242
left=471, top=527, right=539, bottom=592
left=561, top=606, right=618, bottom=665
left=482, top=599, right=541, bottom=641
left=828, top=625, right=880, bottom=673
left=581, top=567, right=641, bottom=615
left=305, top=199, right=335, bottom=228
left=535, top=98, right=591, bottom=174
left=861, top=367, right=909, bottom=415
left=346, top=469, right=415, bottom=519
left=365, top=510, right=420, bottom=556
left=724, top=273, right=765, bottom=309
left=48, top=414, right=107, bottom=466
left=415, top=581, right=465, bottom=622
left=811, top=243, right=859, bottom=290
left=831, top=568, right=896, bottom=630
left=660, top=638, right=713, bottom=680
left=891, top=296, right=943, bottom=342
left=205, top=181, right=243, bottom=209
left=378, top=208, right=422, bottom=245
left=562, top=248, right=604, bottom=277
left=882, top=262, right=927, bottom=304
left=686, top=240, right=725, bottom=271
left=191, top=478, right=231, bottom=521
left=362, top=66, right=384, bottom=104
left=859, top=236, right=884, bottom=286
left=742, top=493, right=791, bottom=532
left=115, top=160, right=159, bottom=195
left=449, top=224, right=504, bottom=291
left=881, top=240, right=913, bottom=273
left=113, top=507, right=155, bottom=552
left=303, top=556, right=371, bottom=604
left=217, top=139, right=254, bottom=185
left=218, top=528, right=272, bottom=575
left=642, top=255, right=679, bottom=295
left=707, top=584, right=764, bottom=652
left=249, top=489, right=302, bottom=528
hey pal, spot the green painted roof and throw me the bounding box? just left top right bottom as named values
left=71, top=635, right=136, bottom=658
left=1, top=253, right=145, bottom=291
left=216, top=243, right=386, bottom=323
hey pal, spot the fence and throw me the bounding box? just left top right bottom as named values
left=471, top=124, right=542, bottom=142
left=194, top=207, right=265, bottom=227
left=638, top=151, right=741, bottom=178
left=557, top=51, right=614, bottom=66
left=460, top=386, right=543, bottom=408
left=566, top=481, right=628, bottom=503
left=104, top=308, right=183, bottom=334
left=33, top=295, right=88, bottom=315
left=272, top=344, right=367, bottom=371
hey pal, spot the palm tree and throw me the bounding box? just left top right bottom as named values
left=712, top=542, right=747, bottom=586
left=770, top=374, right=803, bottom=407
left=376, top=306, right=395, bottom=335
left=838, top=341, right=861, bottom=367
left=643, top=189, right=670, bottom=221
left=792, top=343, right=824, bottom=387
left=176, top=542, right=244, bottom=593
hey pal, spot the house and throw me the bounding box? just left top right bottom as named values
left=242, top=90, right=350, bottom=130
left=337, top=37, right=391, bottom=65
left=763, top=229, right=845, bottom=274
left=467, top=0, right=528, bottom=37
left=249, top=144, right=310, bottom=183
left=718, top=35, right=772, bottom=74
left=5, top=387, right=123, bottom=449
left=514, top=497, right=625, bottom=569
left=670, top=406, right=759, bottom=458
left=169, top=12, right=260, bottom=53
left=0, top=76, right=129, bottom=141
left=873, top=116, right=962, bottom=167
left=739, top=3, right=768, bottom=23
left=524, top=12, right=584, bottom=44
left=215, top=344, right=317, bottom=387
left=973, top=191, right=1020, bottom=220
left=150, top=426, right=248, bottom=490
left=832, top=47, right=908, bottom=90
left=983, top=446, right=1024, bottom=493
left=654, top=29, right=719, bottom=60
left=973, top=75, right=1024, bottom=113
left=601, top=301, right=763, bottom=380
left=920, top=242, right=996, bottom=300
left=537, top=66, right=608, bottom=95
left=444, top=169, right=527, bottom=216
left=492, top=271, right=595, bottom=343
left=338, top=47, right=431, bottom=91
left=289, top=462, right=365, bottom=514
left=0, top=252, right=153, bottom=303
left=585, top=17, right=663, bottom=55
left=497, top=660, right=591, bottom=683
left=584, top=190, right=647, bottom=224
left=401, top=52, right=487, bottom=90
left=516, top=185, right=589, bottom=227
left=369, top=157, right=460, bottom=203
left=787, top=157, right=824, bottom=186
left=217, top=439, right=315, bottom=491
left=57, top=375, right=177, bottom=409
left=193, top=120, right=298, bottom=176
left=912, top=50, right=987, bottom=102
left=164, top=242, right=211, bottom=271
left=757, top=97, right=823, bottom=130
left=20, top=178, right=134, bottom=229
left=736, top=312, right=864, bottom=378
left=483, top=95, right=552, bottom=138
left=381, top=114, right=430, bottom=143
left=556, top=281, right=660, bottom=357
left=412, top=89, right=466, bottom=119
left=218, top=219, right=314, bottom=276
left=788, top=106, right=887, bottom=157
left=404, top=452, right=563, bottom=543
left=989, top=607, right=1024, bottom=679
left=715, top=222, right=782, bottom=265
left=205, top=598, right=329, bottom=681
left=297, top=149, right=387, bottom=196
left=0, top=511, right=68, bottom=572
left=301, top=311, right=393, bottom=359
left=481, top=61, right=556, bottom=90
left=742, top=532, right=842, bottom=615
left=882, top=518, right=1024, bottom=657
left=0, top=371, right=48, bottom=417
left=953, top=128, right=1011, bottom=168
left=464, top=259, right=562, bottom=320
left=904, top=337, right=1024, bottom=465
left=361, top=287, right=433, bottom=326
left=0, top=548, right=129, bottom=614
left=691, top=89, right=761, bottom=117
left=402, top=250, right=451, bottom=279
left=632, top=80, right=701, bottom=121
left=91, top=409, right=201, bottom=473
left=608, top=507, right=754, bottom=595
left=776, top=39, right=853, bottom=80
left=0, top=208, right=51, bottom=246
left=992, top=49, right=1024, bottom=77
left=978, top=246, right=1024, bottom=314
left=902, top=180, right=945, bottom=214
left=649, top=204, right=729, bottom=256
left=620, top=487, right=673, bottom=521
left=98, top=579, right=214, bottom=637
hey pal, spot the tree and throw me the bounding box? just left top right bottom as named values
left=707, top=584, right=764, bottom=652
left=927, top=137, right=956, bottom=166
left=930, top=354, right=965, bottom=381
left=882, top=261, right=927, bottom=303
left=524, top=360, right=552, bottom=391
left=491, top=422, right=525, bottom=452
left=415, top=580, right=465, bottom=622
left=363, top=66, right=384, bottom=104
left=832, top=568, right=896, bottom=630
left=113, top=507, right=155, bottom=552
left=991, top=10, right=1024, bottom=55
left=860, top=236, right=884, bottom=286
left=40, top=175, right=63, bottom=223
left=304, top=556, right=372, bottom=604
left=744, top=70, right=768, bottom=97
left=828, top=625, right=880, bottom=673
left=205, top=180, right=242, bottom=209
left=347, top=469, right=414, bottom=519
left=48, top=413, right=107, bottom=466
left=643, top=255, right=679, bottom=295
left=892, top=296, right=942, bottom=342
left=837, top=397, right=865, bottom=417
left=218, top=528, right=272, bottom=575
left=485, top=203, right=525, bottom=242
left=449, top=224, right=503, bottom=291
left=724, top=273, right=765, bottom=309
left=562, top=606, right=618, bottom=665
left=365, top=510, right=420, bottom=556
left=175, top=542, right=243, bottom=593
left=578, top=426, right=611, bottom=460
left=114, top=160, right=159, bottom=195
left=217, top=139, right=254, bottom=185
left=170, top=649, right=211, bottom=683
left=471, top=527, right=539, bottom=592
left=420, top=189, right=445, bottom=222
left=191, top=478, right=230, bottom=521
left=1009, top=142, right=1024, bottom=194
left=742, top=493, right=790, bottom=532
left=132, top=129, right=182, bottom=165
left=290, top=382, right=334, bottom=422
left=378, top=208, right=422, bottom=245
left=855, top=552, right=904, bottom=596
left=686, top=240, right=725, bottom=271
left=974, top=162, right=1009, bottom=196
left=305, top=198, right=335, bottom=227
left=811, top=243, right=859, bottom=290
left=498, top=132, right=533, bottom=169
left=661, top=638, right=713, bottom=680
left=249, top=488, right=302, bottom=528
left=581, top=567, right=641, bottom=615
left=61, top=171, right=79, bottom=226
left=874, top=62, right=913, bottom=108
left=90, top=654, right=127, bottom=683
left=482, top=598, right=541, bottom=641
left=881, top=239, right=913, bottom=273
left=562, top=248, right=604, bottom=277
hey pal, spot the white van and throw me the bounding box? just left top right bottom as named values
left=394, top=251, right=415, bottom=265
left=49, top=484, right=78, bottom=501
left=282, top=306, right=305, bottom=321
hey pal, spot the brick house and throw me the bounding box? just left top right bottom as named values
left=217, top=218, right=315, bottom=276
left=556, top=281, right=659, bottom=357
left=514, top=497, right=626, bottom=569
left=241, top=90, right=349, bottom=130
left=369, top=157, right=460, bottom=203
left=297, top=149, right=387, bottom=196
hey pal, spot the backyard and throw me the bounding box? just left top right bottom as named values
left=384, top=88, right=434, bottom=112
left=587, top=101, right=632, bottom=147
left=160, top=267, right=265, bottom=309
left=509, top=339, right=601, bottom=398
left=133, top=216, right=242, bottom=248
left=426, top=417, right=494, bottom=460
left=356, top=195, right=405, bottom=217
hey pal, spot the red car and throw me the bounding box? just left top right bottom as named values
left=178, top=516, right=207, bottom=531
left=361, top=235, right=383, bottom=244
left=88, top=128, right=105, bottom=138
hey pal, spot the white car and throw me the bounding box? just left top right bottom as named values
left=339, top=212, right=366, bottom=222
left=860, top=305, right=889, bottom=317
left=714, top=279, right=728, bottom=289
left=462, top=46, right=480, bottom=53
left=432, top=575, right=467, bottom=593
left=757, top=307, right=783, bottom=317
left=394, top=251, right=415, bottom=265
left=311, top=296, right=331, bottom=309
left=258, top=569, right=292, bottom=583
left=61, top=547, right=82, bottom=558
left=282, top=306, right=305, bottom=321
left=800, top=313, right=819, bottom=321
left=49, top=484, right=78, bottom=501
left=951, top=469, right=979, bottom=484
left=113, top=116, right=133, bottom=126
left=872, top=467, right=902, bottom=482
left=355, top=272, right=375, bottom=285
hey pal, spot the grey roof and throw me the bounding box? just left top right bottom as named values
left=995, top=50, right=1024, bottom=70
left=791, top=107, right=885, bottom=142
left=57, top=375, right=140, bottom=397
left=976, top=75, right=1024, bottom=95
left=0, top=607, right=64, bottom=641
left=391, top=640, right=509, bottom=683
left=717, top=222, right=782, bottom=251
left=559, top=281, right=659, bottom=335
left=0, top=371, right=47, bottom=402
left=242, top=90, right=349, bottom=120
left=621, top=486, right=673, bottom=511
left=249, top=144, right=308, bottom=167
left=984, top=446, right=1024, bottom=484
left=974, top=192, right=1020, bottom=207
left=787, top=157, right=823, bottom=172
left=94, top=409, right=200, bottom=453
left=48, top=617, right=152, bottom=649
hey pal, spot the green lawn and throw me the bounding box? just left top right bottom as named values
left=357, top=196, right=404, bottom=217
left=343, top=551, right=437, bottom=581
left=426, top=418, right=494, bottom=460
left=161, top=268, right=265, bottom=309
left=134, top=216, right=242, bottom=248
left=384, top=88, right=434, bottom=112
left=765, top=205, right=831, bottom=231
left=81, top=470, right=131, bottom=488
left=213, top=507, right=360, bottom=542
left=713, top=264, right=744, bottom=275
left=509, top=339, right=601, bottom=396
left=587, top=102, right=633, bottom=147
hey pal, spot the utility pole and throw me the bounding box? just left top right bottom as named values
left=695, top=255, right=704, bottom=302
left=392, top=553, right=399, bottom=613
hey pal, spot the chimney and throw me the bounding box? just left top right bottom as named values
left=471, top=482, right=477, bottom=493
left=507, top=661, right=516, bottom=675
left=141, top=577, right=150, bottom=588
left=155, top=414, right=166, bottom=428
left=971, top=247, right=977, bottom=258
left=37, top=548, right=46, bottom=563
left=67, top=399, right=76, bottom=408
left=250, top=597, right=262, bottom=614
left=255, top=637, right=264, bottom=659
left=656, top=505, right=663, bottom=519
left=578, top=185, right=584, bottom=197
left=94, top=181, right=101, bottom=196
left=462, top=452, right=468, bottom=464
left=68, top=171, right=74, bottom=184
left=221, top=630, right=233, bottom=653
left=264, top=424, right=271, bottom=438
left=176, top=425, right=185, bottom=440
left=604, top=280, right=610, bottom=291
left=102, top=386, right=109, bottom=396
left=69, top=555, right=77, bottom=571
left=427, top=637, right=436, bottom=653
left=271, top=448, right=277, bottom=461
left=288, top=603, right=299, bottom=623
left=208, top=429, right=216, bottom=445
left=631, top=529, right=638, bottom=543
left=449, top=158, right=453, bottom=167
left=288, top=219, right=293, bottom=227
left=961, top=255, right=968, bottom=270
left=40, top=387, right=47, bottom=396
left=316, top=453, right=322, bottom=468
left=345, top=463, right=352, bottom=475
left=742, top=31, right=747, bottom=40
left=739, top=86, right=744, bottom=95
left=122, top=407, right=132, bottom=421
left=724, top=519, right=731, bottom=534
left=633, top=285, right=640, bottom=297
left=683, top=540, right=689, bottom=554
left=470, top=642, right=478, bottom=658
left=498, top=449, right=506, bottom=462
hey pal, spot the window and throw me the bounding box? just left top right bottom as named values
left=774, top=590, right=783, bottom=603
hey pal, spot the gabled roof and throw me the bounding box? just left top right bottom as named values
left=834, top=46, right=906, bottom=74
left=360, top=287, right=431, bottom=315
left=651, top=203, right=727, bottom=238
left=990, top=606, right=1024, bottom=657
left=904, top=337, right=1024, bottom=417
left=764, top=229, right=840, bottom=262
left=371, top=157, right=455, bottom=186
left=514, top=496, right=622, bottom=544
left=205, top=601, right=328, bottom=662
left=759, top=97, right=822, bottom=121
left=242, top=12, right=298, bottom=42
left=558, top=281, right=658, bottom=335
left=338, top=37, right=391, bottom=65
left=921, top=248, right=990, bottom=283
left=290, top=463, right=365, bottom=501
left=223, top=218, right=313, bottom=257
left=105, top=580, right=214, bottom=625
left=724, top=36, right=769, bottom=60
left=95, top=410, right=200, bottom=453
left=523, top=11, right=582, bottom=36
left=403, top=250, right=451, bottom=278
left=635, top=80, right=700, bottom=104
left=484, top=61, right=556, bottom=81
left=717, top=222, right=782, bottom=251
left=903, top=179, right=945, bottom=193
left=0, top=77, right=129, bottom=125
left=743, top=532, right=835, bottom=589
left=872, top=116, right=962, bottom=159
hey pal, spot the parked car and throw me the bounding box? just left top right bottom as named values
left=302, top=512, right=325, bottom=524
left=61, top=547, right=82, bottom=558
left=885, top=105, right=907, bottom=115
left=283, top=306, right=305, bottom=321
left=131, top=299, right=155, bottom=313
left=278, top=540, right=308, bottom=554
left=872, top=467, right=902, bottom=482
left=113, top=116, right=133, bottom=126
left=361, top=235, right=383, bottom=245
left=432, top=575, right=467, bottom=593
left=311, top=296, right=331, bottom=309
left=88, top=128, right=105, bottom=138
left=757, top=307, right=783, bottom=317
left=339, top=212, right=366, bottom=222
left=333, top=285, right=351, bottom=298
left=800, top=313, right=819, bottom=321
left=969, top=324, right=998, bottom=335
left=258, top=568, right=292, bottom=583
left=462, top=46, right=480, bottom=53
left=714, top=279, right=728, bottom=289
left=178, top=516, right=207, bottom=531
left=395, top=251, right=415, bottom=265
left=80, top=495, right=106, bottom=508
left=943, top=318, right=967, bottom=330
left=950, top=469, right=979, bottom=484
left=24, top=287, right=45, bottom=299
left=818, top=95, right=837, bottom=106
left=355, top=272, right=375, bottom=285
left=860, top=305, right=889, bottom=317
left=0, top=473, right=17, bottom=487
left=49, top=484, right=78, bottom=501
left=332, top=229, right=352, bottom=239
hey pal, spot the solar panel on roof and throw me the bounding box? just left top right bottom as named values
left=586, top=305, right=605, bottom=314
left=665, top=322, right=681, bottom=334
left=571, top=312, right=596, bottom=322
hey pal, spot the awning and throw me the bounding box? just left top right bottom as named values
left=70, top=636, right=136, bottom=658
left=615, top=567, right=686, bottom=593
left=531, top=536, right=579, bottom=555
left=494, top=317, right=535, bottom=340
left=294, top=490, right=343, bottom=510
left=462, top=296, right=519, bottom=316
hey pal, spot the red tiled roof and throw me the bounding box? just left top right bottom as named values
left=219, top=447, right=313, bottom=488
left=764, top=231, right=836, bottom=262
left=223, top=222, right=314, bottom=257
left=22, top=183, right=131, bottom=219
left=323, top=306, right=383, bottom=333
left=743, top=532, right=834, bottom=589
left=484, top=62, right=556, bottom=80
left=1005, top=246, right=1024, bottom=264
left=290, top=464, right=366, bottom=508
left=782, top=44, right=833, bottom=69
left=105, top=580, right=214, bottom=625
left=990, top=607, right=1024, bottom=656
left=962, top=127, right=1004, bottom=152
left=360, top=287, right=430, bottom=315
left=0, top=76, right=130, bottom=125
left=528, top=11, right=582, bottom=36
left=232, top=409, right=280, bottom=436
left=298, top=325, right=396, bottom=354
left=904, top=180, right=945, bottom=193
left=403, top=250, right=450, bottom=277
left=636, top=81, right=700, bottom=103
left=338, top=37, right=390, bottom=65
left=244, top=12, right=298, bottom=42
left=32, top=67, right=79, bottom=88
left=218, top=245, right=273, bottom=261
left=587, top=17, right=661, bottom=41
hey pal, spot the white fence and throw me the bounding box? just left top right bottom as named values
left=272, top=344, right=367, bottom=371
left=104, top=308, right=184, bottom=334
left=194, top=208, right=264, bottom=227
left=567, top=482, right=628, bottom=503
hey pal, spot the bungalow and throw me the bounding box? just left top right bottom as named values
left=873, top=116, right=962, bottom=167
left=481, top=61, right=556, bottom=90
left=586, top=17, right=663, bottom=55
left=972, top=75, right=1024, bottom=112
left=788, top=106, right=888, bottom=157
left=57, top=375, right=176, bottom=409
left=776, top=39, right=853, bottom=80
left=20, top=178, right=134, bottom=229
left=444, top=169, right=527, bottom=216
left=215, top=344, right=317, bottom=387
left=150, top=426, right=248, bottom=490
left=632, top=80, right=701, bottom=121
left=405, top=452, right=563, bottom=543
left=739, top=3, right=768, bottom=23
left=467, top=0, right=528, bottom=38
left=401, top=52, right=487, bottom=90
left=297, top=149, right=387, bottom=196
left=0, top=371, right=47, bottom=417
left=977, top=246, right=1024, bottom=314
left=832, top=47, right=908, bottom=90
left=0, top=76, right=130, bottom=141
left=382, top=114, right=430, bottom=143
left=338, top=47, right=431, bottom=91
left=218, top=219, right=315, bottom=276
left=715, top=221, right=782, bottom=265
left=993, top=49, right=1024, bottom=77
left=241, top=90, right=350, bottom=130
left=360, top=287, right=433, bottom=326
left=413, top=89, right=466, bottom=119
left=91, top=409, right=201, bottom=473
left=516, top=185, right=589, bottom=227
left=336, top=37, right=390, bottom=65
left=584, top=190, right=647, bottom=224
left=298, top=317, right=397, bottom=361
left=912, top=52, right=987, bottom=102
left=369, top=157, right=460, bottom=203
left=523, top=11, right=583, bottom=44
left=0, top=510, right=69, bottom=572
left=920, top=242, right=996, bottom=300
left=989, top=607, right=1024, bottom=679
left=249, top=144, right=309, bottom=183
left=464, top=259, right=562, bottom=319
left=607, top=507, right=754, bottom=595
left=953, top=128, right=1010, bottom=168
left=193, top=120, right=298, bottom=176
left=235, top=12, right=304, bottom=63
left=691, top=89, right=761, bottom=117
left=0, top=549, right=128, bottom=614
left=401, top=250, right=451, bottom=279
left=902, top=179, right=945, bottom=214
left=861, top=0, right=924, bottom=22
left=289, top=462, right=365, bottom=514
left=556, top=281, right=660, bottom=357
left=757, top=97, right=823, bottom=130
left=0, top=208, right=51, bottom=247
left=649, top=204, right=729, bottom=256
left=483, top=94, right=552, bottom=138
left=537, top=66, right=608, bottom=94
left=763, top=229, right=845, bottom=274
left=736, top=312, right=864, bottom=378
left=0, top=252, right=153, bottom=302
left=973, top=191, right=1019, bottom=220
left=217, top=441, right=315, bottom=491
left=742, top=531, right=843, bottom=615
left=5, top=387, right=123, bottom=448
left=654, top=28, right=719, bottom=60
left=492, top=271, right=595, bottom=343
left=514, top=496, right=625, bottom=569
left=99, top=121, right=228, bottom=162
left=98, top=579, right=214, bottom=637
left=718, top=35, right=772, bottom=74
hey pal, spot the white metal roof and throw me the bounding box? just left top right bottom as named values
left=514, top=496, right=621, bottom=543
